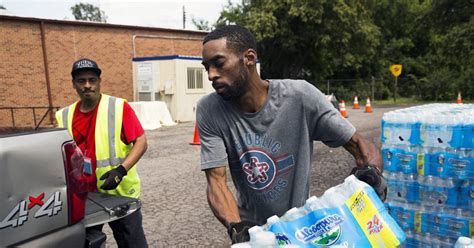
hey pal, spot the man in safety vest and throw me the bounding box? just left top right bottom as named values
left=56, top=58, right=148, bottom=247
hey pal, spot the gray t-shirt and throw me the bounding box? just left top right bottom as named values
left=196, top=79, right=355, bottom=224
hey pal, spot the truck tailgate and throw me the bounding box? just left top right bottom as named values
left=84, top=192, right=141, bottom=227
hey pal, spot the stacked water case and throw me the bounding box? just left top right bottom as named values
left=232, top=175, right=406, bottom=248
left=381, top=104, right=474, bottom=247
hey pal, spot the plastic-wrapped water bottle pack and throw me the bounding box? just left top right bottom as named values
left=381, top=104, right=474, bottom=247
left=232, top=175, right=406, bottom=247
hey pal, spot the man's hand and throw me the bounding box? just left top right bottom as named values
left=351, top=165, right=387, bottom=202
left=100, top=165, right=127, bottom=190
left=228, top=221, right=257, bottom=244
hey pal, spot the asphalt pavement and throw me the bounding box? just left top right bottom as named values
left=103, top=105, right=403, bottom=247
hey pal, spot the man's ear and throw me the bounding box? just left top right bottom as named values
left=244, top=49, right=257, bottom=66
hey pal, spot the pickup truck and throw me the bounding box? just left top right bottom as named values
left=0, top=129, right=141, bottom=247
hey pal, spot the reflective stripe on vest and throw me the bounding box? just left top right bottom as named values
left=55, top=94, right=140, bottom=198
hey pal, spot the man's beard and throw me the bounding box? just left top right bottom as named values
left=221, top=61, right=248, bottom=101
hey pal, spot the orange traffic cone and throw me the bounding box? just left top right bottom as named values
left=457, top=92, right=462, bottom=104
left=364, top=97, right=373, bottom=113
left=340, top=100, right=348, bottom=118
left=190, top=122, right=200, bottom=145
left=353, top=96, right=360, bottom=109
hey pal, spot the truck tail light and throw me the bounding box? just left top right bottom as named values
left=62, top=141, right=88, bottom=225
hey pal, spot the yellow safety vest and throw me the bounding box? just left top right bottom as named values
left=56, top=94, right=141, bottom=198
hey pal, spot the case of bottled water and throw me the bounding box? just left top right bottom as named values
left=381, top=104, right=474, bottom=248
left=233, top=176, right=406, bottom=247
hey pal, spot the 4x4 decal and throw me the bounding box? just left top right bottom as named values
left=0, top=192, right=62, bottom=229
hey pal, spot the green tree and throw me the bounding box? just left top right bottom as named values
left=71, top=3, right=107, bottom=23
left=215, top=0, right=473, bottom=100
left=217, top=1, right=380, bottom=82
left=192, top=17, right=212, bottom=31
left=0, top=5, right=6, bottom=9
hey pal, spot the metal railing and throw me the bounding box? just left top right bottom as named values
left=0, top=106, right=59, bottom=130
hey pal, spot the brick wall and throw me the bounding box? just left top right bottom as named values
left=0, top=16, right=206, bottom=129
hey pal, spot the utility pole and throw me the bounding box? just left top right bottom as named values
left=182, top=5, right=186, bottom=29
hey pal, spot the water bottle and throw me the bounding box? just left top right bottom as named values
left=382, top=144, right=397, bottom=172
left=266, top=215, right=280, bottom=227
left=454, top=237, right=474, bottom=248
left=463, top=114, right=474, bottom=148
left=427, top=206, right=443, bottom=236
left=394, top=113, right=414, bottom=145
left=437, top=113, right=454, bottom=149
left=446, top=148, right=472, bottom=180
left=418, top=175, right=428, bottom=203
left=429, top=147, right=447, bottom=177
left=384, top=171, right=398, bottom=201
left=441, top=208, right=470, bottom=241
left=281, top=207, right=306, bottom=222
left=415, top=205, right=429, bottom=234
left=398, top=203, right=415, bottom=231
left=395, top=172, right=408, bottom=201
left=449, top=113, right=464, bottom=149
left=420, top=175, right=448, bottom=206
left=431, top=177, right=449, bottom=206
left=399, top=145, right=418, bottom=174
left=444, top=177, right=458, bottom=207
left=303, top=196, right=320, bottom=212
left=232, top=226, right=278, bottom=248
left=459, top=179, right=473, bottom=209
left=421, top=114, right=438, bottom=148
left=420, top=233, right=436, bottom=247
left=405, top=173, right=419, bottom=203
left=382, top=113, right=395, bottom=145
left=251, top=231, right=277, bottom=247
left=392, top=145, right=407, bottom=173
left=401, top=230, right=414, bottom=248
left=248, top=226, right=264, bottom=241
left=417, top=147, right=431, bottom=176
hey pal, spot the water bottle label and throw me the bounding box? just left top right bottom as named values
left=414, top=211, right=422, bottom=233
left=268, top=187, right=405, bottom=247
left=383, top=129, right=391, bottom=143
left=463, top=124, right=474, bottom=148
left=417, top=153, right=425, bottom=175
left=470, top=219, right=474, bottom=237
left=443, top=215, right=471, bottom=238
left=397, top=152, right=417, bottom=174
left=382, top=148, right=396, bottom=172
left=269, top=207, right=370, bottom=247
left=345, top=189, right=404, bottom=247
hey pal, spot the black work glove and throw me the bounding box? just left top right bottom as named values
left=100, top=165, right=127, bottom=190
left=227, top=221, right=257, bottom=244
left=351, top=165, right=387, bottom=202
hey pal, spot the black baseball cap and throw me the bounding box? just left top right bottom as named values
left=71, top=58, right=102, bottom=78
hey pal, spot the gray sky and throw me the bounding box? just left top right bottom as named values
left=0, top=0, right=236, bottom=30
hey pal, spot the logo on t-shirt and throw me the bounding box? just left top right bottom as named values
left=239, top=149, right=295, bottom=191
left=241, top=150, right=276, bottom=190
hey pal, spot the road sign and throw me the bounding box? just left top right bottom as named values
left=390, top=64, right=402, bottom=77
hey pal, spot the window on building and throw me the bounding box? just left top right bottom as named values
left=187, top=68, right=204, bottom=90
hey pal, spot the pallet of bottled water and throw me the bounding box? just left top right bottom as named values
left=381, top=103, right=474, bottom=247
left=232, top=175, right=406, bottom=248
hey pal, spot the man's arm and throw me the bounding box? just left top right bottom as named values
left=343, top=131, right=383, bottom=172
left=122, top=134, right=148, bottom=171
left=205, top=166, right=240, bottom=228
